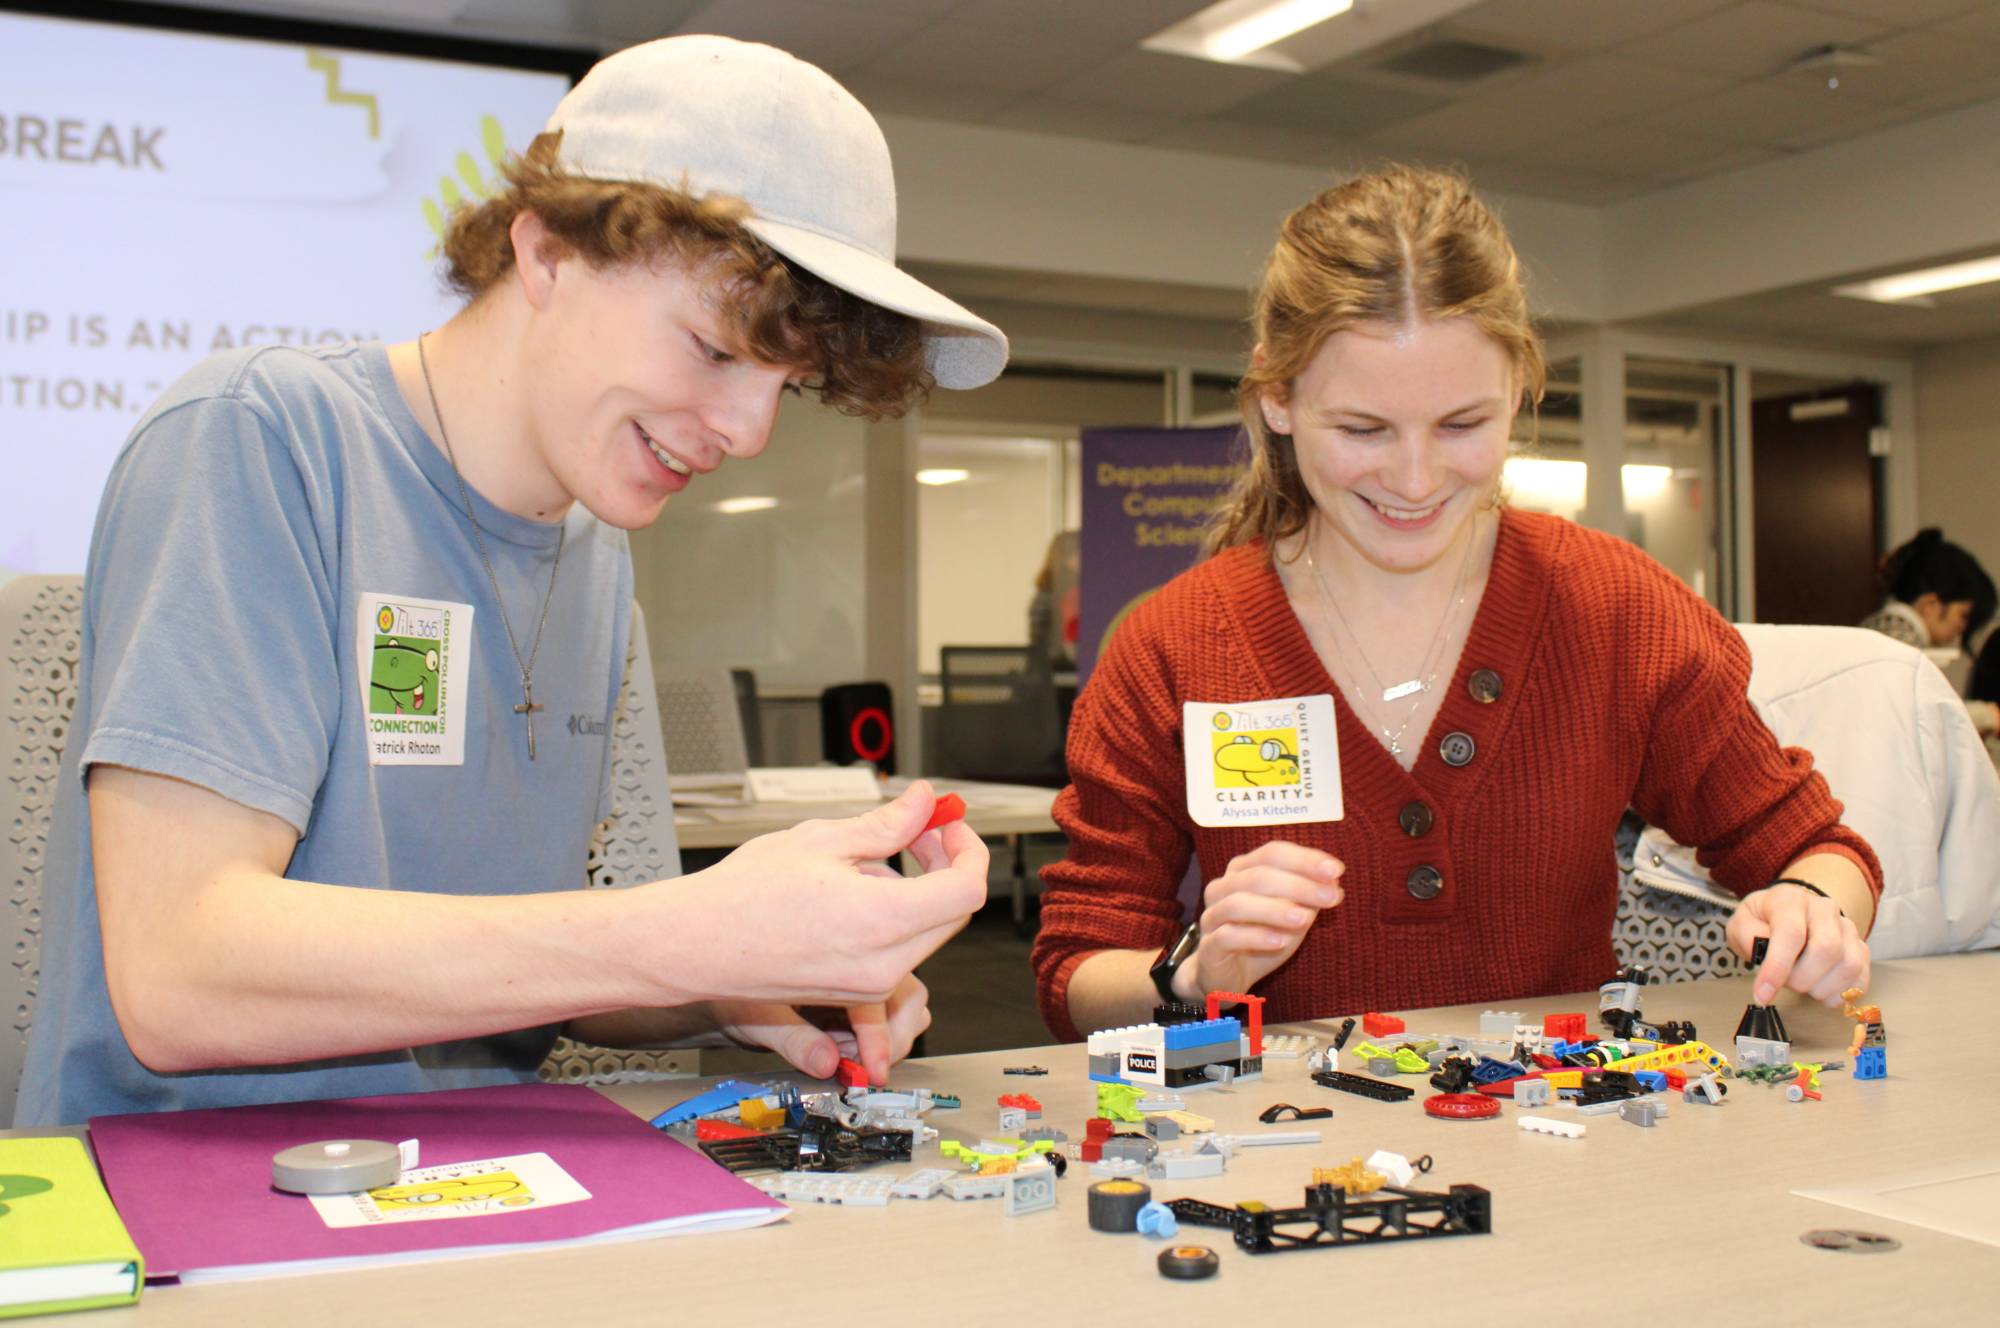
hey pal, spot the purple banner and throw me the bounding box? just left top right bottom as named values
left=1077, top=425, right=1247, bottom=684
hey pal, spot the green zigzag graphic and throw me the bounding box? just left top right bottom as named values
left=306, top=47, right=380, bottom=140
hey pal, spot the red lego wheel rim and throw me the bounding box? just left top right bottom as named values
left=1424, top=1092, right=1501, bottom=1119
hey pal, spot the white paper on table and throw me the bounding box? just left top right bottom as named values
left=1792, top=1158, right=2000, bottom=1248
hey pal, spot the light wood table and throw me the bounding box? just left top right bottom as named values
left=60, top=952, right=2000, bottom=1325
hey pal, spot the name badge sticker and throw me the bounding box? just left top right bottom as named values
left=1182, top=694, right=1342, bottom=828
left=357, top=593, right=473, bottom=766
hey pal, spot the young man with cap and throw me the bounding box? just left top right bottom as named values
left=18, top=36, right=1008, bottom=1125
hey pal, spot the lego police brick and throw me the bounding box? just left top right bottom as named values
left=1086, top=1054, right=1125, bottom=1082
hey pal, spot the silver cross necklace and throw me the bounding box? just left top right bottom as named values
left=417, top=333, right=565, bottom=760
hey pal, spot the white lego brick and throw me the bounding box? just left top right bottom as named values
left=1481, top=1010, right=1525, bottom=1036
left=1089, top=1158, right=1148, bottom=1180
left=1004, top=1167, right=1058, bottom=1216
left=889, top=1168, right=954, bottom=1200
left=1135, top=1093, right=1186, bottom=1113
left=1261, top=1034, right=1319, bottom=1060
left=1209, top=1130, right=1321, bottom=1150
left=997, top=1107, right=1027, bottom=1132
left=943, top=1174, right=1010, bottom=1201
left=1150, top=1150, right=1227, bottom=1180
left=1518, top=1116, right=1586, bottom=1139
left=1363, top=1149, right=1419, bottom=1187
left=751, top=1172, right=894, bottom=1206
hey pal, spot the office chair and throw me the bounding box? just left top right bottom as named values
left=1615, top=623, right=2000, bottom=980
left=655, top=668, right=751, bottom=780
left=0, top=575, right=82, bottom=1125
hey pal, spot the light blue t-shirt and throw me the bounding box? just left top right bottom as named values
left=18, top=342, right=632, bottom=1125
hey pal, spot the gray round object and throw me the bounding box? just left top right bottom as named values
left=272, top=1139, right=403, bottom=1195
left=1800, top=1229, right=1901, bottom=1253
left=1406, top=865, right=1444, bottom=900
left=1438, top=731, right=1477, bottom=767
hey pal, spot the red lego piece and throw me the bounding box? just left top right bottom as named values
left=923, top=792, right=967, bottom=832
left=695, top=1119, right=764, bottom=1141
left=1085, top=1117, right=1116, bottom=1141
left=834, top=1057, right=871, bottom=1089
left=1207, top=990, right=1266, bottom=1057
left=1361, top=1012, right=1405, bottom=1038
left=999, top=1093, right=1043, bottom=1112
left=1664, top=1068, right=1688, bottom=1092
left=1543, top=1013, right=1587, bottom=1040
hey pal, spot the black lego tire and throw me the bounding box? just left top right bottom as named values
left=1158, top=1244, right=1221, bottom=1280
left=1086, top=1178, right=1151, bottom=1233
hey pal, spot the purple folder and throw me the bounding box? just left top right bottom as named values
left=89, top=1082, right=784, bottom=1282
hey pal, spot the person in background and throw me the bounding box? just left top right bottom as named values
left=1027, top=530, right=1080, bottom=672
left=20, top=37, right=1009, bottom=1125
left=1033, top=164, right=1880, bottom=1041
left=1861, top=530, right=1997, bottom=738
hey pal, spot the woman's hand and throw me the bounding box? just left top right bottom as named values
left=1180, top=841, right=1343, bottom=999
left=1727, top=883, right=1870, bottom=1007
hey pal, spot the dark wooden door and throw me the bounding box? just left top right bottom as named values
left=1750, top=385, right=1880, bottom=625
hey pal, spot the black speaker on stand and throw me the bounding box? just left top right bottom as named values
left=820, top=681, right=896, bottom=775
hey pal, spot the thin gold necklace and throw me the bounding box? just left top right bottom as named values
left=416, top=333, right=565, bottom=760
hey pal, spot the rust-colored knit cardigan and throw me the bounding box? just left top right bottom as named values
left=1032, top=509, right=1880, bottom=1040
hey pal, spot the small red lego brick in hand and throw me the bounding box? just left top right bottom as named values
left=834, top=1057, right=872, bottom=1089
left=923, top=792, right=967, bottom=832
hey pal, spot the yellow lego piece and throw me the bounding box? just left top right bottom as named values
left=738, top=1099, right=785, bottom=1131
left=1314, top=1159, right=1386, bottom=1196
left=978, top=1157, right=1018, bottom=1175
left=1602, top=1040, right=1730, bottom=1074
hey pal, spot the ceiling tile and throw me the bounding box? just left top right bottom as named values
left=832, top=72, right=1016, bottom=123
left=1773, top=99, right=1925, bottom=149
left=1145, top=119, right=1343, bottom=163
left=1458, top=52, right=1740, bottom=121
left=1530, top=121, right=1777, bottom=179
left=985, top=98, right=1166, bottom=142
left=851, top=17, right=1129, bottom=93
left=1037, top=49, right=1293, bottom=117
left=1645, top=78, right=1915, bottom=147
left=1784, top=0, right=1989, bottom=23
left=676, top=0, right=931, bottom=73
left=1453, top=0, right=1738, bottom=51
left=1931, top=5, right=2000, bottom=41
left=1211, top=73, right=1451, bottom=138
left=1903, top=72, right=2000, bottom=112
left=1776, top=26, right=2000, bottom=103
left=1615, top=0, right=1894, bottom=78
left=1359, top=95, right=1564, bottom=160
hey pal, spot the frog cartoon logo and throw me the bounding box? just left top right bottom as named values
left=370, top=636, right=440, bottom=715
left=1212, top=731, right=1301, bottom=787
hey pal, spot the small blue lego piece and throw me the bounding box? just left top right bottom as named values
left=648, top=1080, right=770, bottom=1129
left=1470, top=1057, right=1526, bottom=1085
left=1162, top=1017, right=1240, bottom=1051
left=1634, top=1070, right=1667, bottom=1092
left=1855, top=1046, right=1886, bottom=1080
left=1135, top=1201, right=1179, bottom=1239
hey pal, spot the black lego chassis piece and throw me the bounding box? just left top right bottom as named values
left=698, top=1115, right=914, bottom=1175
left=1167, top=1182, right=1492, bottom=1254
left=1311, top=1068, right=1417, bottom=1102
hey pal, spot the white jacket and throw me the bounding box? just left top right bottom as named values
left=1634, top=623, right=2000, bottom=959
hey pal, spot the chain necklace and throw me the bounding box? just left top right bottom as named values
left=417, top=333, right=565, bottom=760
left=1304, top=513, right=1479, bottom=759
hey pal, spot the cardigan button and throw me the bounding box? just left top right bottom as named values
left=1468, top=669, right=1502, bottom=703
left=1398, top=801, right=1434, bottom=837
left=1406, top=865, right=1444, bottom=900
left=1439, top=731, right=1476, bottom=767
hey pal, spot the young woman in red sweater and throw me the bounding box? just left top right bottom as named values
left=1032, top=165, right=1880, bottom=1041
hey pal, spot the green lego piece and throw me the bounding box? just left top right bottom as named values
left=1096, top=1082, right=1146, bottom=1122
left=931, top=1093, right=961, bottom=1109
left=1351, top=1042, right=1432, bottom=1074
left=939, top=1138, right=1055, bottom=1166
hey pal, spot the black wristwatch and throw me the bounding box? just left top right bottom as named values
left=1149, top=922, right=1201, bottom=1004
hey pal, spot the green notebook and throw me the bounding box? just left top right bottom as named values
left=0, top=1136, right=143, bottom=1318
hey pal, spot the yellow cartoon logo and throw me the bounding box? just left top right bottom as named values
left=1212, top=731, right=1301, bottom=787
left=370, top=1170, right=534, bottom=1210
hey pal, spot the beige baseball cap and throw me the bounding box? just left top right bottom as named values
left=546, top=34, right=1008, bottom=390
